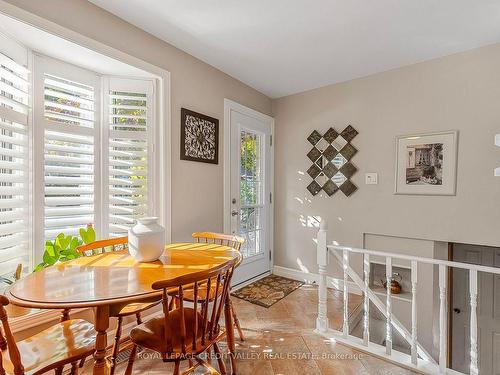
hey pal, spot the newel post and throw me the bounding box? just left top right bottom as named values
left=316, top=220, right=329, bottom=333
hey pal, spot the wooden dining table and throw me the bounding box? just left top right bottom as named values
left=7, top=242, right=241, bottom=375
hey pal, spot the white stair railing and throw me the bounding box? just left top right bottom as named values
left=329, top=247, right=436, bottom=364
left=314, top=220, right=500, bottom=375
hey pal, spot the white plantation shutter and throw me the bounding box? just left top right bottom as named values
left=44, top=128, right=95, bottom=239
left=105, top=78, right=154, bottom=237
left=0, top=39, right=30, bottom=276
left=34, top=56, right=100, bottom=241
left=29, top=57, right=159, bottom=263
left=44, top=75, right=95, bottom=128
left=0, top=38, right=163, bottom=272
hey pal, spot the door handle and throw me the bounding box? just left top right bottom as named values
left=231, top=210, right=239, bottom=217
left=453, top=308, right=461, bottom=314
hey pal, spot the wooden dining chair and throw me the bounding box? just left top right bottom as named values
left=125, top=258, right=238, bottom=375
left=75, top=237, right=161, bottom=375
left=189, top=232, right=245, bottom=341
left=0, top=295, right=96, bottom=375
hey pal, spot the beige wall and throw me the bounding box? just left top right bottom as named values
left=1, top=0, right=272, bottom=241
left=3, top=0, right=500, bottom=278
left=272, top=42, right=500, bottom=274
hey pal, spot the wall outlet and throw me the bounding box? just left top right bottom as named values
left=365, top=173, right=378, bottom=185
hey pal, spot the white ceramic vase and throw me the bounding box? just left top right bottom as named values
left=128, top=217, right=165, bottom=262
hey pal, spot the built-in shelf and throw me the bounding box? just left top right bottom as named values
left=371, top=285, right=412, bottom=302
left=369, top=261, right=412, bottom=303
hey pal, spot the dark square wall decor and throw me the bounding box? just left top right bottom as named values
left=306, top=125, right=358, bottom=197
left=180, top=108, right=219, bottom=164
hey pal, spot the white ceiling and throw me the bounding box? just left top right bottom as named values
left=89, top=0, right=500, bottom=98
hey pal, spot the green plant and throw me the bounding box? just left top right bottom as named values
left=34, top=225, right=96, bottom=272
left=240, top=134, right=258, bottom=205
left=240, top=134, right=257, bottom=172
left=0, top=263, right=23, bottom=285
left=79, top=225, right=96, bottom=245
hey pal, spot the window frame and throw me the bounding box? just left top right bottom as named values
left=102, top=76, right=158, bottom=237
left=33, top=54, right=102, bottom=253
left=0, top=31, right=33, bottom=277
left=0, top=7, right=171, bottom=330
left=32, top=55, right=160, bottom=264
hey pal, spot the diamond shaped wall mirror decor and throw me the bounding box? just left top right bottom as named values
left=306, top=125, right=358, bottom=197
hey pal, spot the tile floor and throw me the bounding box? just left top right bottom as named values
left=83, top=284, right=417, bottom=374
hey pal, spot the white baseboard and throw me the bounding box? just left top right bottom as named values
left=273, top=265, right=362, bottom=295
left=232, top=271, right=271, bottom=292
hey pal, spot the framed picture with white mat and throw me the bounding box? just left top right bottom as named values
left=395, top=130, right=458, bottom=195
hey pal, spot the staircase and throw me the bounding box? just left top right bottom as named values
left=314, top=220, right=500, bottom=375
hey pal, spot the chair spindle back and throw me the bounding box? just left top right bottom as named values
left=0, top=296, right=24, bottom=375
left=192, top=232, right=244, bottom=251
left=192, top=232, right=244, bottom=267
left=151, top=258, right=237, bottom=356
left=76, top=237, right=128, bottom=256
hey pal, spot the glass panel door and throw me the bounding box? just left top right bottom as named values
left=229, top=107, right=272, bottom=285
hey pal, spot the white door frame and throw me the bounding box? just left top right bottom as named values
left=223, top=98, right=275, bottom=272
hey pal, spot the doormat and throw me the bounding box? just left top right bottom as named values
left=115, top=345, right=143, bottom=364
left=231, top=274, right=304, bottom=308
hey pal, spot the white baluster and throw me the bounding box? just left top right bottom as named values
left=343, top=249, right=349, bottom=338
left=439, top=265, right=448, bottom=374
left=469, top=269, right=479, bottom=375
left=316, top=220, right=329, bottom=333
left=363, top=253, right=370, bottom=346
left=385, top=257, right=392, bottom=356
left=411, top=261, right=418, bottom=365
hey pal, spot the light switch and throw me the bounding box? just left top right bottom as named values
left=365, top=173, right=378, bottom=185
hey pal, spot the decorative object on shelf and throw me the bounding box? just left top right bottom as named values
left=382, top=272, right=403, bottom=294
left=128, top=217, right=166, bottom=262
left=306, top=125, right=359, bottom=197
left=395, top=130, right=458, bottom=195
left=180, top=108, right=219, bottom=164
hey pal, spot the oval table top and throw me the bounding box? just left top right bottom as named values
left=7, top=242, right=241, bottom=309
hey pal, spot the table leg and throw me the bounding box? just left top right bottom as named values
left=93, top=305, right=110, bottom=375
left=224, top=296, right=237, bottom=375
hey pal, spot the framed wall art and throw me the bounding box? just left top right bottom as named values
left=180, top=108, right=219, bottom=164
left=395, top=130, right=458, bottom=195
